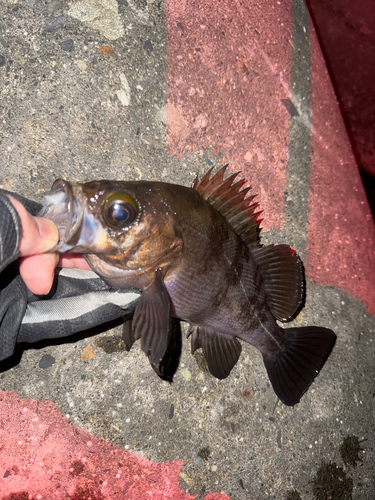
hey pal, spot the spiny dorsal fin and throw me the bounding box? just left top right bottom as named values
left=193, top=165, right=263, bottom=248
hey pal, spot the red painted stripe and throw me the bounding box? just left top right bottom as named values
left=0, top=391, right=229, bottom=500
left=166, top=0, right=293, bottom=231
left=166, top=0, right=375, bottom=314
left=306, top=22, right=375, bottom=314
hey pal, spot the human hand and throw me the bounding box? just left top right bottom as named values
left=9, top=196, right=91, bottom=295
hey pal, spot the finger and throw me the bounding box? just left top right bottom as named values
left=58, top=254, right=92, bottom=270
left=19, top=253, right=59, bottom=295
left=8, top=196, right=59, bottom=256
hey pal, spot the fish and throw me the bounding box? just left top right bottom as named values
left=39, top=166, right=336, bottom=406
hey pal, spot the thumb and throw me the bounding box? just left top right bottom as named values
left=8, top=196, right=59, bottom=256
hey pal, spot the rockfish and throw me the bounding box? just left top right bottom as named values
left=39, top=166, right=336, bottom=405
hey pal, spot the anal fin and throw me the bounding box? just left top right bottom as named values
left=251, top=244, right=304, bottom=322
left=263, top=326, right=336, bottom=406
left=188, top=325, right=242, bottom=379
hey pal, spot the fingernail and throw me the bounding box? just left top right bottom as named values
left=35, top=217, right=59, bottom=243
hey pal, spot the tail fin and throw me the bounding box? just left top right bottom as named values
left=263, top=327, right=336, bottom=406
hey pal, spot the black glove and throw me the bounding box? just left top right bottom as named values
left=0, top=190, right=140, bottom=362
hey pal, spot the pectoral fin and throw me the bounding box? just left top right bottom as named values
left=132, top=269, right=181, bottom=382
left=188, top=325, right=242, bottom=379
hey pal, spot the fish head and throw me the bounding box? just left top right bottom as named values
left=39, top=179, right=183, bottom=274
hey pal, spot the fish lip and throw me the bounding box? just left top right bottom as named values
left=39, top=179, right=85, bottom=252
left=61, top=182, right=85, bottom=248
left=53, top=179, right=76, bottom=245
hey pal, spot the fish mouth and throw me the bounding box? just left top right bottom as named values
left=39, top=179, right=91, bottom=253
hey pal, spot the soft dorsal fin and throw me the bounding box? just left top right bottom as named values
left=193, top=165, right=263, bottom=248
left=251, top=244, right=305, bottom=322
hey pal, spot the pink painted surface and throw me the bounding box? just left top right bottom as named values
left=166, top=0, right=375, bottom=314
left=306, top=21, right=375, bottom=315
left=0, top=392, right=229, bottom=500
left=166, top=0, right=292, bottom=230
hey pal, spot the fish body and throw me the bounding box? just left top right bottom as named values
left=40, top=167, right=336, bottom=405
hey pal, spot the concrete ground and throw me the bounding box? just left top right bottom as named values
left=0, top=0, right=374, bottom=499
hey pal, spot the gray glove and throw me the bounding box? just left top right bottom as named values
left=0, top=190, right=140, bottom=362
left=19, top=267, right=140, bottom=343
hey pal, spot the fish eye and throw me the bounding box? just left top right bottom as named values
left=103, top=192, right=139, bottom=229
